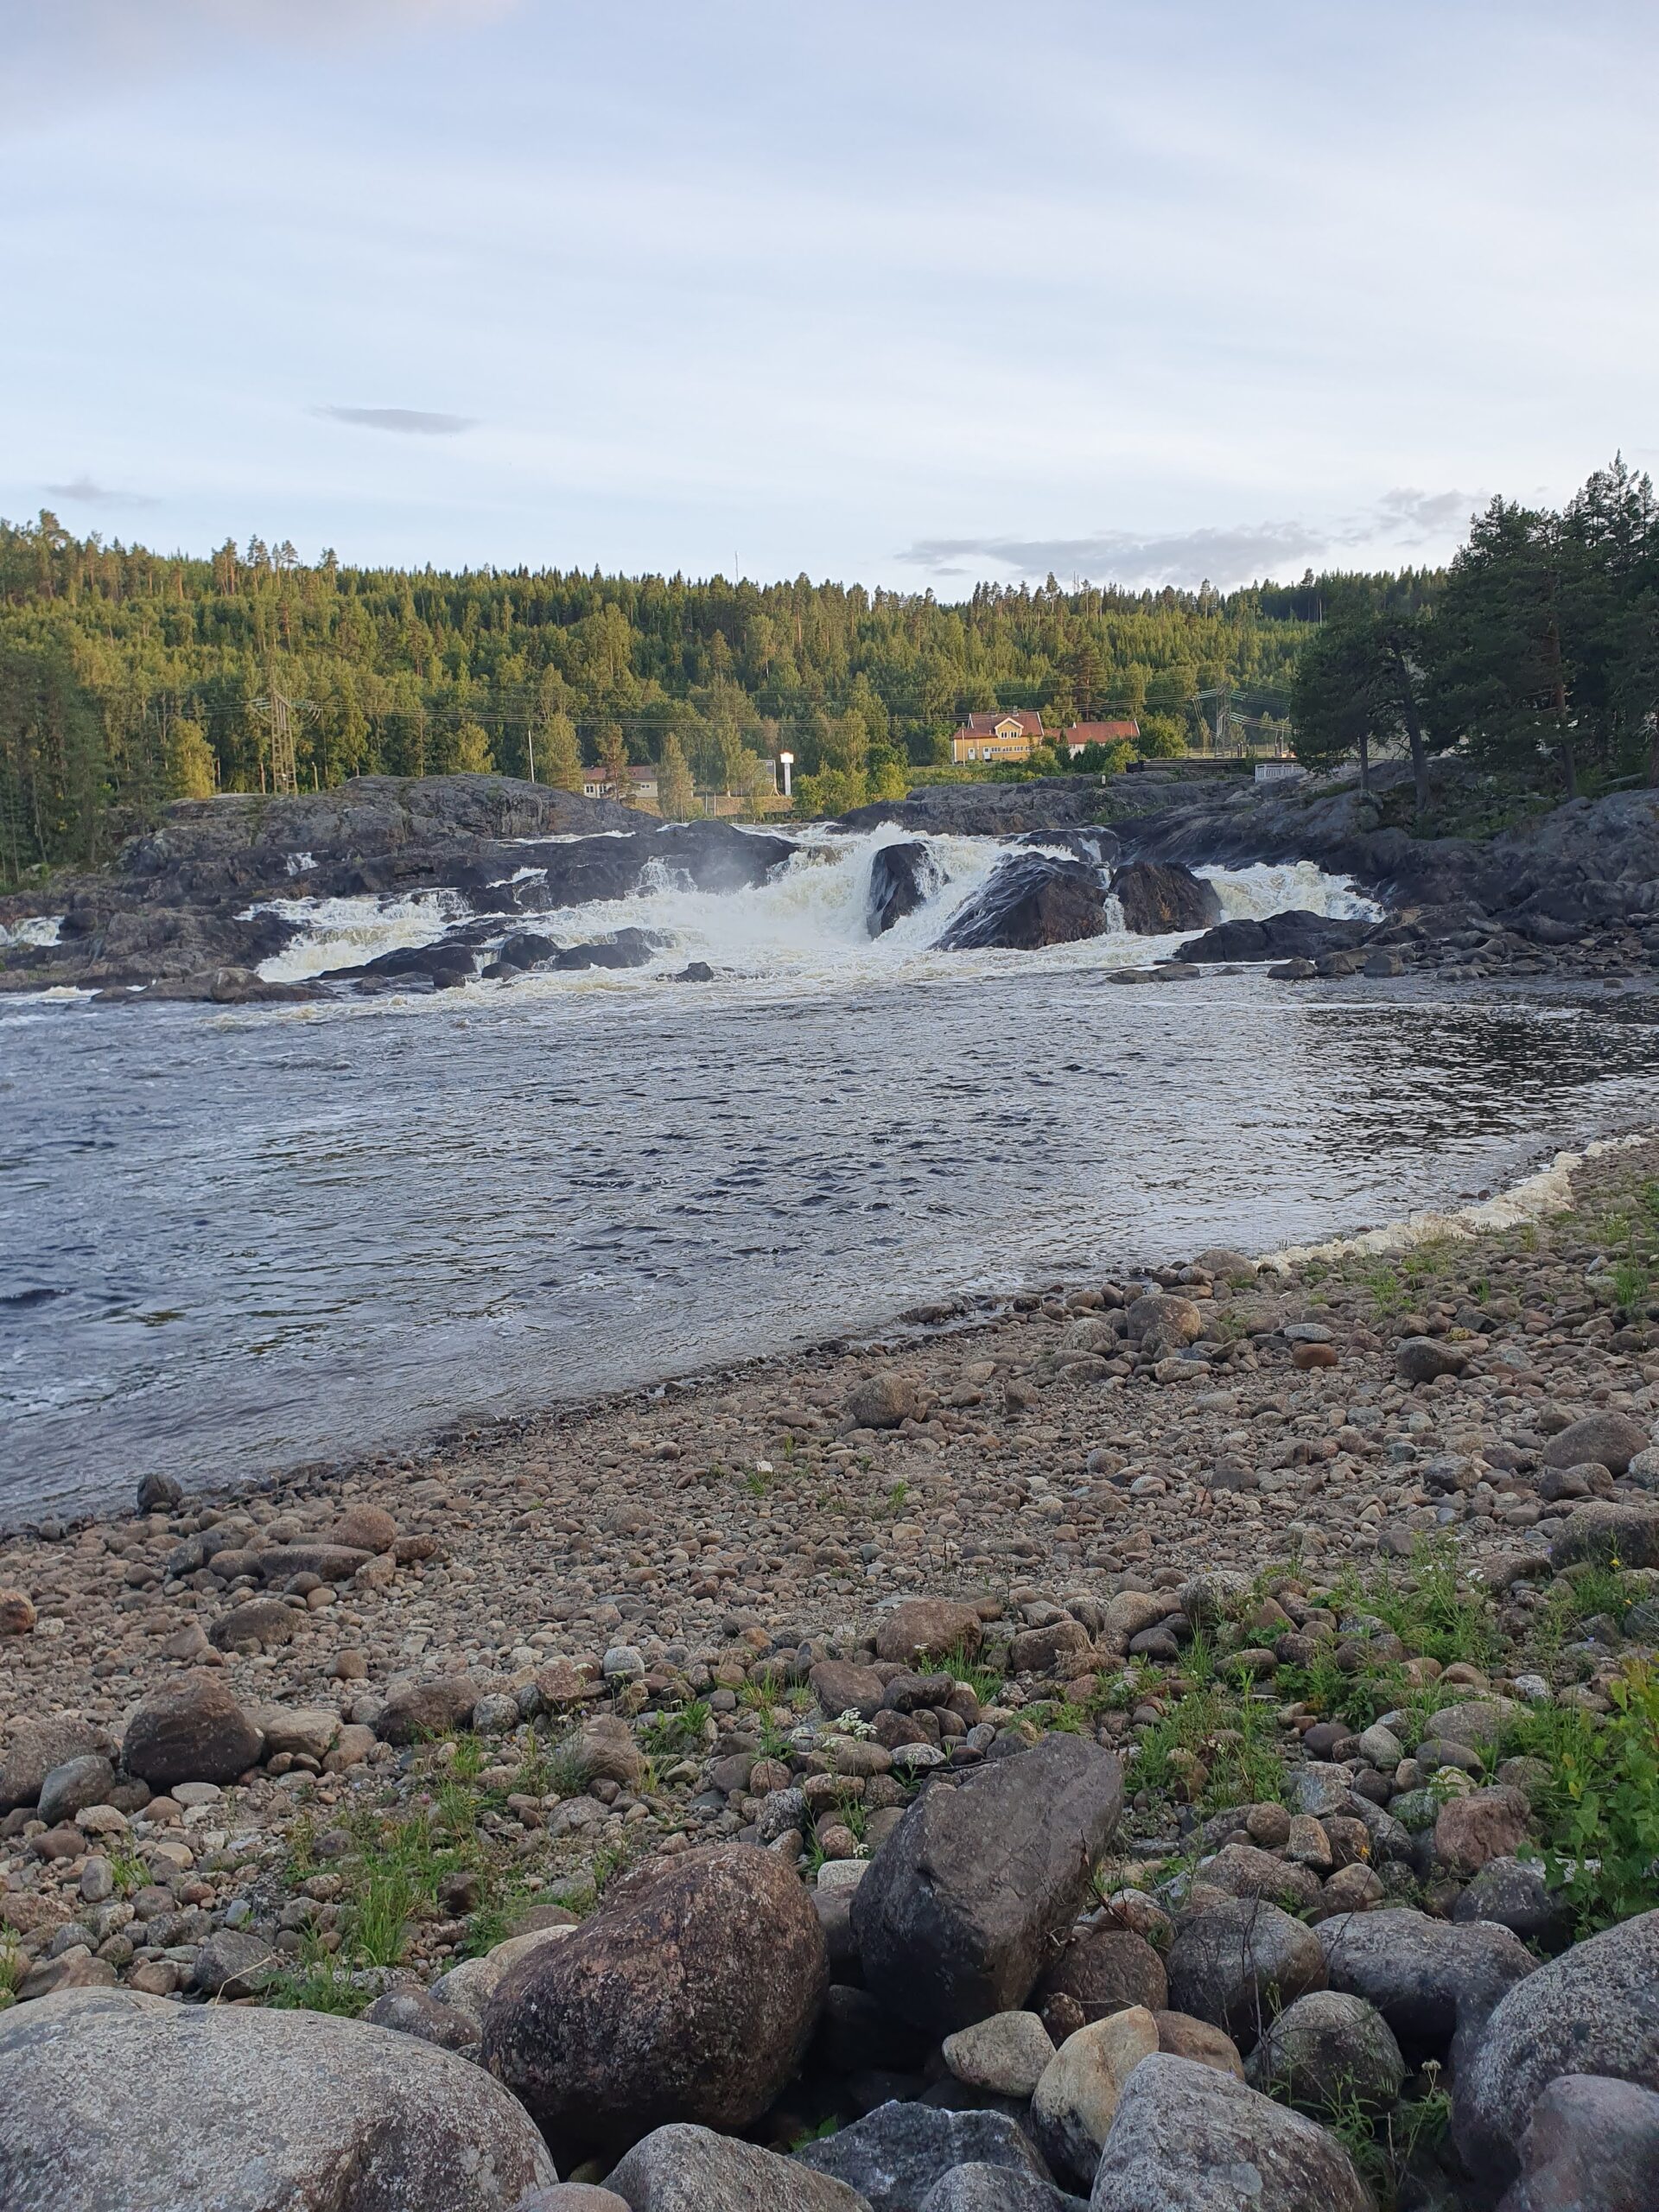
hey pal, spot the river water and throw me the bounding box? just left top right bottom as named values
left=4, top=828, right=1659, bottom=1524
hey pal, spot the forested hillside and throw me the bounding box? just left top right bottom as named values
left=0, top=518, right=1331, bottom=880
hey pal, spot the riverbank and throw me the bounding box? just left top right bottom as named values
left=6, top=1132, right=1659, bottom=2203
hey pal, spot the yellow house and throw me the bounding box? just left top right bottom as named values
left=949, top=709, right=1046, bottom=764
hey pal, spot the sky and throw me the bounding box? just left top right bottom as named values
left=2, top=0, right=1656, bottom=593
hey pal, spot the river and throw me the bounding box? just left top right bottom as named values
left=4, top=830, right=1658, bottom=1524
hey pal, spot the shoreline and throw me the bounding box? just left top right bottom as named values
left=5, top=1114, right=1649, bottom=1547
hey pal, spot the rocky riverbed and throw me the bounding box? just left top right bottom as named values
left=7, top=1140, right=1659, bottom=2206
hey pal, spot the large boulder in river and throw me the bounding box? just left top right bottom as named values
left=852, top=1735, right=1123, bottom=2035
left=480, top=1843, right=828, bottom=2166
left=1108, top=861, right=1221, bottom=935
left=0, top=1986, right=554, bottom=2210
left=935, top=855, right=1108, bottom=950
left=868, top=839, right=945, bottom=935
left=1452, top=1908, right=1659, bottom=2194
left=1090, top=2052, right=1372, bottom=2212
left=1178, top=909, right=1372, bottom=963
left=121, top=1671, right=263, bottom=1788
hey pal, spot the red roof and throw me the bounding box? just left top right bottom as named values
left=1064, top=720, right=1140, bottom=746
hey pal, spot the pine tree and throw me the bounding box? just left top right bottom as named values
left=454, top=721, right=494, bottom=774
left=598, top=720, right=629, bottom=798
left=167, top=717, right=217, bottom=799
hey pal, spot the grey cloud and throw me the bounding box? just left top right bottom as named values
left=43, top=475, right=157, bottom=509
left=896, top=520, right=1329, bottom=591
left=1366, top=486, right=1477, bottom=539
left=315, top=405, right=475, bottom=436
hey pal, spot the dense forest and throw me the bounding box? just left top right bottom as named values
left=0, top=520, right=1330, bottom=879
left=3, top=456, right=1653, bottom=882
left=1292, top=458, right=1659, bottom=816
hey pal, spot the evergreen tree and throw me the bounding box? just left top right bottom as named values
left=539, top=710, right=582, bottom=792
left=597, top=719, right=629, bottom=798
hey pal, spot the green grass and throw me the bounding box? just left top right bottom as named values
left=1132, top=1681, right=1289, bottom=1812
left=942, top=1640, right=1005, bottom=1707
left=261, top=1941, right=371, bottom=2017
left=1511, top=1659, right=1659, bottom=1932
left=1365, top=1538, right=1503, bottom=1668
left=0, top=1938, right=22, bottom=2008
left=1296, top=2069, right=1452, bottom=2211
left=639, top=1699, right=711, bottom=1759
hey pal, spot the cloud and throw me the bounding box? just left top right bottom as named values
left=42, top=474, right=157, bottom=509
left=1367, top=486, right=1478, bottom=540
left=896, top=520, right=1331, bottom=591
left=896, top=489, right=1484, bottom=590
left=315, top=405, right=475, bottom=436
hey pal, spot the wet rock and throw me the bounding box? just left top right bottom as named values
left=1165, top=1898, right=1326, bottom=2050
left=607, top=2122, right=871, bottom=2211
left=1109, top=861, right=1222, bottom=936
left=1031, top=2005, right=1159, bottom=2190
left=0, top=1718, right=111, bottom=1816
left=1541, top=1412, right=1650, bottom=1476
left=936, top=855, right=1109, bottom=951
left=1244, top=1990, right=1405, bottom=2112
left=852, top=1734, right=1123, bottom=2034
left=1396, top=1337, right=1471, bottom=1384
left=1499, top=2071, right=1659, bottom=2212
left=0, top=1986, right=554, bottom=2210
left=136, top=1470, right=184, bottom=1512
left=873, top=1599, right=982, bottom=1666
left=376, top=1673, right=481, bottom=1745
left=868, top=842, right=945, bottom=937
left=121, top=1671, right=264, bottom=1788
left=1178, top=911, right=1370, bottom=964
left=480, top=1843, right=827, bottom=2166
left=796, top=2102, right=1052, bottom=2212
left=1453, top=1908, right=1659, bottom=2192
left=1316, top=1906, right=1535, bottom=2062
left=1090, top=2052, right=1372, bottom=2212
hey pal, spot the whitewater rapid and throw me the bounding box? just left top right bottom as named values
left=251, top=827, right=1381, bottom=994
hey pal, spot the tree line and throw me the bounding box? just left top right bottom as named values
left=0, top=520, right=1319, bottom=879
left=1291, top=457, right=1659, bottom=815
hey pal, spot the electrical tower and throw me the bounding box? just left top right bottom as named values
left=252, top=685, right=311, bottom=795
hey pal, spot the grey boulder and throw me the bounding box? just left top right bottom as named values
left=36, top=1754, right=118, bottom=1827
left=120, top=1671, right=264, bottom=1788
left=0, top=1986, right=554, bottom=2211
left=607, top=2122, right=871, bottom=2210
left=852, top=1735, right=1124, bottom=2035
left=1454, top=1909, right=1659, bottom=2192
left=1317, top=1905, right=1535, bottom=2062
left=797, top=2101, right=1053, bottom=2212
left=1244, top=1990, right=1405, bottom=2112
left=1088, top=2052, right=1373, bottom=2212
left=0, top=1717, right=112, bottom=1815
left=1498, top=2072, right=1659, bottom=2212
left=921, top=2167, right=1089, bottom=2212
left=1165, top=1899, right=1325, bottom=2051
left=1540, top=1412, right=1650, bottom=1475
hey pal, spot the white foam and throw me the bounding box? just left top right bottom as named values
left=0, top=915, right=64, bottom=948
left=248, top=830, right=1377, bottom=999
left=1261, top=1133, right=1650, bottom=1270
left=248, top=889, right=467, bottom=982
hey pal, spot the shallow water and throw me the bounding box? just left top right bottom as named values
left=4, top=835, right=1659, bottom=1524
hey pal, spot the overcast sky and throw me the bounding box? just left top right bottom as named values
left=2, top=0, right=1654, bottom=590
